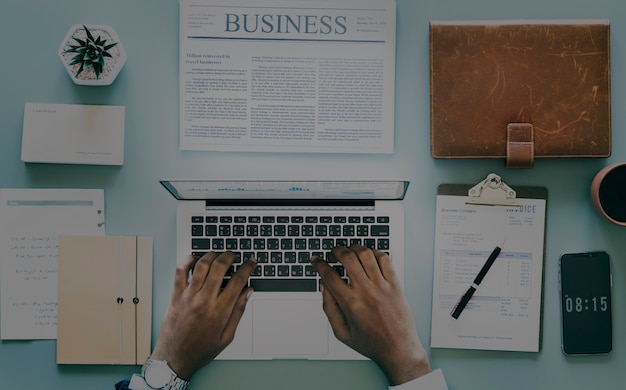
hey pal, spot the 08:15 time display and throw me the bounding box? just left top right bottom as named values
left=564, top=295, right=608, bottom=313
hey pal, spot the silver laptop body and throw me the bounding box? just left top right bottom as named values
left=161, top=180, right=408, bottom=360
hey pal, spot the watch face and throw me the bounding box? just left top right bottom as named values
left=144, top=360, right=172, bottom=388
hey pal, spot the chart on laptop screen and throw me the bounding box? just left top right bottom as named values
left=161, top=180, right=408, bottom=200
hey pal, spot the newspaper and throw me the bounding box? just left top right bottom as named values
left=179, top=0, right=396, bottom=153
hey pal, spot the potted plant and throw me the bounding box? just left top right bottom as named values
left=58, top=24, right=127, bottom=86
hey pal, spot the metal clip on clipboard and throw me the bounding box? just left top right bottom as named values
left=466, top=173, right=518, bottom=206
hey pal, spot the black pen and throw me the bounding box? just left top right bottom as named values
left=450, top=240, right=504, bottom=319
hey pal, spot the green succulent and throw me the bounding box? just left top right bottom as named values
left=63, top=25, right=118, bottom=79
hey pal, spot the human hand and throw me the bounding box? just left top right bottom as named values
left=311, top=245, right=431, bottom=386
left=150, top=252, right=257, bottom=380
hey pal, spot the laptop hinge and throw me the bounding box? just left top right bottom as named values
left=203, top=199, right=376, bottom=208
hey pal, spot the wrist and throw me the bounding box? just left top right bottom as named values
left=149, top=344, right=198, bottom=381
left=129, top=358, right=190, bottom=390
left=379, top=350, right=432, bottom=386
left=148, top=355, right=188, bottom=381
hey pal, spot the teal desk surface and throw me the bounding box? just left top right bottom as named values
left=1, top=1, right=626, bottom=389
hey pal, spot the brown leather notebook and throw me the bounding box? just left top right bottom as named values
left=430, top=20, right=611, bottom=168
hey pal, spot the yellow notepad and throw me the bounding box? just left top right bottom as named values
left=57, top=235, right=152, bottom=364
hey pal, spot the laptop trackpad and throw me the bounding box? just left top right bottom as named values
left=252, top=299, right=329, bottom=356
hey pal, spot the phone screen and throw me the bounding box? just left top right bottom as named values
left=560, top=252, right=612, bottom=355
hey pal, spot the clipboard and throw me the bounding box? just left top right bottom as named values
left=430, top=174, right=547, bottom=352
left=439, top=173, right=548, bottom=206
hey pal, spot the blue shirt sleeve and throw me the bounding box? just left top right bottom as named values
left=115, top=380, right=131, bottom=390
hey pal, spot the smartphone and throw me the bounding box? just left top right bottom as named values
left=559, top=251, right=612, bottom=355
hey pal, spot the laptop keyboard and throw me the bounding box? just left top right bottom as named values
left=190, top=214, right=391, bottom=292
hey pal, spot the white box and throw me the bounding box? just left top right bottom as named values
left=21, top=103, right=125, bottom=165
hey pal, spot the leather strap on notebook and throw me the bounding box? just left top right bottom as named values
left=506, top=123, right=534, bottom=169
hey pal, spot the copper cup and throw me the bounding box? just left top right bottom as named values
left=591, top=163, right=626, bottom=226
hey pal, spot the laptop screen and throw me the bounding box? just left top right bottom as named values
left=160, top=180, right=409, bottom=201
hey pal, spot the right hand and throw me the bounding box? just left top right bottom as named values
left=311, top=245, right=432, bottom=386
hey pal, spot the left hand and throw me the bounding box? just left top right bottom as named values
left=150, top=252, right=257, bottom=380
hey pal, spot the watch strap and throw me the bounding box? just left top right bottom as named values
left=139, top=359, right=190, bottom=390
left=130, top=372, right=189, bottom=390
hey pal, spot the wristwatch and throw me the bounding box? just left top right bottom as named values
left=129, top=358, right=189, bottom=390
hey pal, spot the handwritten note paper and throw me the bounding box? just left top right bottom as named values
left=6, top=235, right=59, bottom=330
left=0, top=189, right=104, bottom=339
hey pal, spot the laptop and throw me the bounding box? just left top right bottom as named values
left=160, top=180, right=409, bottom=360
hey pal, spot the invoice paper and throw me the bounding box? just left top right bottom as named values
left=430, top=194, right=546, bottom=352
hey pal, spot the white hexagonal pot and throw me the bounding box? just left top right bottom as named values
left=58, top=24, right=127, bottom=86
